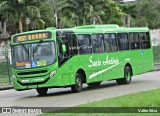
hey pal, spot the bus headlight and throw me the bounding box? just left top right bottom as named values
left=50, top=70, right=56, bottom=78
left=12, top=75, right=17, bottom=81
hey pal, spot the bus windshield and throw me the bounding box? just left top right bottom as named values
left=12, top=41, right=56, bottom=69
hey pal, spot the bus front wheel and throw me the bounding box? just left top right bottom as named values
left=116, top=66, right=132, bottom=85
left=71, top=73, right=83, bottom=93
left=36, top=88, right=48, bottom=96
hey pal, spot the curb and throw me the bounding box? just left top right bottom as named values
left=0, top=84, right=13, bottom=91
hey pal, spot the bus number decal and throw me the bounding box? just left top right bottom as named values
left=125, top=58, right=130, bottom=62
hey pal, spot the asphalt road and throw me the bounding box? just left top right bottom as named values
left=0, top=71, right=160, bottom=107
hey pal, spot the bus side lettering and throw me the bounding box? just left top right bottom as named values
left=88, top=55, right=120, bottom=67
left=88, top=56, right=101, bottom=67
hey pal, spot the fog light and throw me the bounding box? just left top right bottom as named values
left=50, top=70, right=56, bottom=78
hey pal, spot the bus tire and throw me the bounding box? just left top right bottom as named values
left=116, top=66, right=132, bottom=85
left=87, top=82, right=101, bottom=88
left=36, top=88, right=48, bottom=96
left=71, top=73, right=83, bottom=93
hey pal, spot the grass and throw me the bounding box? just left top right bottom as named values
left=79, top=89, right=160, bottom=107
left=41, top=89, right=160, bottom=116
left=0, top=62, right=12, bottom=84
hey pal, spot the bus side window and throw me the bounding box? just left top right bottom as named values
left=91, top=34, right=104, bottom=53
left=77, top=34, right=92, bottom=54
left=140, top=32, right=151, bottom=49
left=57, top=40, right=62, bottom=57
left=69, top=34, right=78, bottom=56
left=104, top=33, right=117, bottom=52
left=129, top=33, right=140, bottom=50
left=117, top=33, right=129, bottom=51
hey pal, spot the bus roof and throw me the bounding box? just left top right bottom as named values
left=57, top=25, right=150, bottom=34
left=73, top=24, right=120, bottom=29
left=12, top=24, right=150, bottom=37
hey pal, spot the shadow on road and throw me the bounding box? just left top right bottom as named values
left=18, top=78, right=150, bottom=99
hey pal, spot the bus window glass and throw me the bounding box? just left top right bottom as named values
left=12, top=41, right=56, bottom=69
left=91, top=34, right=104, bottom=53
left=69, top=34, right=78, bottom=55
left=140, top=32, right=151, bottom=49
left=129, top=33, right=140, bottom=49
left=104, top=33, right=117, bottom=52
left=117, top=33, right=129, bottom=50
left=77, top=34, right=92, bottom=54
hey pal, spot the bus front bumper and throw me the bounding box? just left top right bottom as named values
left=13, top=76, right=64, bottom=91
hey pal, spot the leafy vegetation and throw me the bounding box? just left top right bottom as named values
left=1, top=0, right=160, bottom=35
left=0, top=62, right=12, bottom=84
left=0, top=0, right=54, bottom=33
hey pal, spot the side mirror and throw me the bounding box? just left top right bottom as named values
left=62, top=44, right=66, bottom=53
left=4, top=49, right=8, bottom=59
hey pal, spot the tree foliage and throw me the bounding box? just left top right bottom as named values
left=0, top=0, right=54, bottom=33
left=0, top=0, right=43, bottom=32
left=1, top=0, right=160, bottom=36
left=57, top=0, right=125, bottom=27
left=119, top=0, right=160, bottom=29
left=135, top=0, right=160, bottom=28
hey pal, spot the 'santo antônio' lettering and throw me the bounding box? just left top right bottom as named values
left=88, top=55, right=119, bottom=67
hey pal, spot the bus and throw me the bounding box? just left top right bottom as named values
left=11, top=24, right=154, bottom=95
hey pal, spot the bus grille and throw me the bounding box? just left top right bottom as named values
left=17, top=70, right=48, bottom=75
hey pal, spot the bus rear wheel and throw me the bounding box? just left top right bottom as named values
left=36, top=88, right=48, bottom=96
left=116, top=66, right=132, bottom=85
left=71, top=73, right=83, bottom=93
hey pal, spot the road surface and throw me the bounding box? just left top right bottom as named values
left=0, top=71, right=160, bottom=107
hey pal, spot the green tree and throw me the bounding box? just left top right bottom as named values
left=58, top=0, right=104, bottom=26
left=0, top=0, right=42, bottom=32
left=25, top=0, right=54, bottom=31
left=134, top=0, right=160, bottom=28
left=118, top=3, right=137, bottom=27
left=58, top=0, right=125, bottom=27
left=39, top=0, right=55, bottom=28
left=101, top=0, right=125, bottom=25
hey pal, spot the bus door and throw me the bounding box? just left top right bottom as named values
left=129, top=32, right=141, bottom=74
left=57, top=31, right=79, bottom=83
left=57, top=32, right=70, bottom=66
left=104, top=33, right=120, bottom=80
left=90, top=34, right=105, bottom=82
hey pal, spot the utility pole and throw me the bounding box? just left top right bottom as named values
left=127, top=15, right=131, bottom=27
left=122, top=16, right=126, bottom=27
left=4, top=21, right=6, bottom=37
left=51, top=0, right=58, bottom=28
left=139, top=0, right=143, bottom=27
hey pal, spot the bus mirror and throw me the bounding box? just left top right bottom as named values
left=62, top=44, right=66, bottom=53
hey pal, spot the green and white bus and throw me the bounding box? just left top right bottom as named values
left=11, top=24, right=154, bottom=95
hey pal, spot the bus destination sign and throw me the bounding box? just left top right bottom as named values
left=13, top=32, right=52, bottom=42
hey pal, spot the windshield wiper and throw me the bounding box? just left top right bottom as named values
left=19, top=42, right=29, bottom=54
left=33, top=39, right=44, bottom=53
